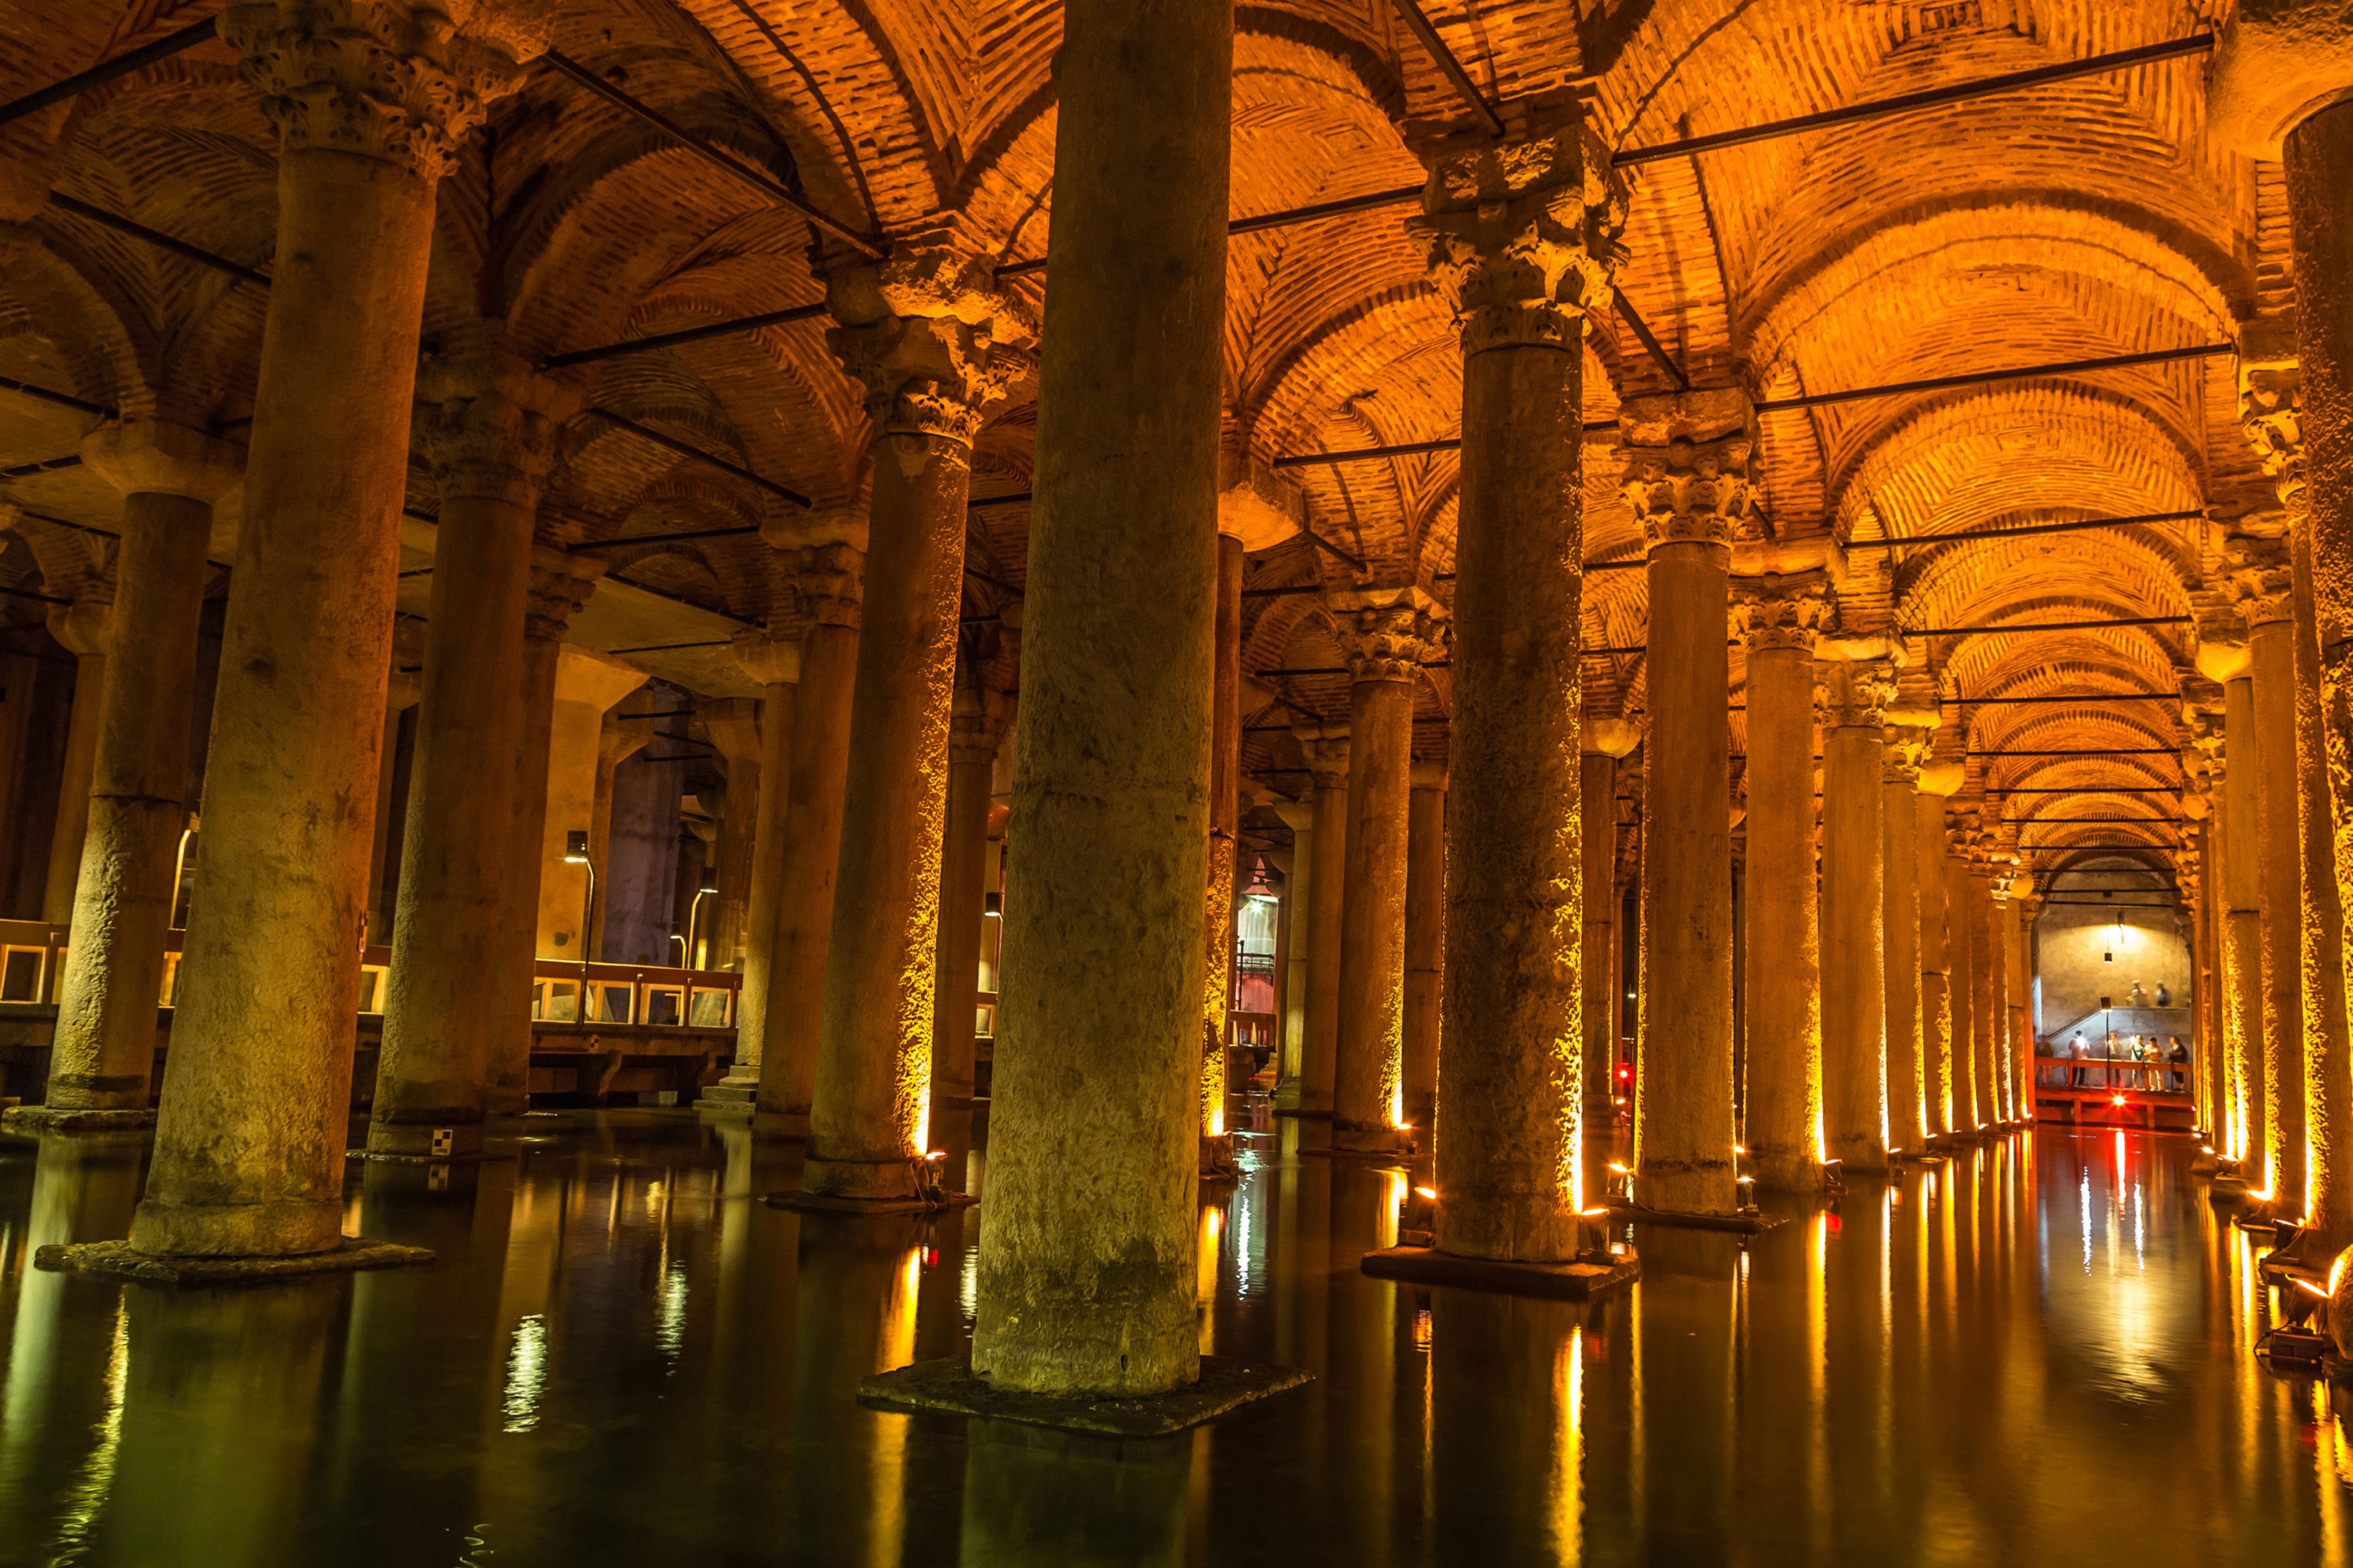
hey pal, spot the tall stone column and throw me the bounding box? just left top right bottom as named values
left=933, top=687, right=1006, bottom=1107
left=1946, top=828, right=1980, bottom=1133
left=1328, top=588, right=1445, bottom=1155
left=370, top=344, right=569, bottom=1159
left=132, top=3, right=539, bottom=1258
left=18, top=423, right=240, bottom=1127
left=2224, top=670, right=2265, bottom=1170
left=1729, top=573, right=1830, bottom=1189
left=1915, top=761, right=1962, bottom=1139
left=2004, top=884, right=2034, bottom=1123
left=802, top=248, right=1016, bottom=1200
left=971, top=0, right=1229, bottom=1397
left=1199, top=535, right=1244, bottom=1153
left=1292, top=724, right=1350, bottom=1117
left=1272, top=799, right=1315, bottom=1108
left=699, top=696, right=765, bottom=972
left=41, top=600, right=109, bottom=927
left=487, top=556, right=600, bottom=1114
left=2231, top=529, right=2304, bottom=1200
left=1403, top=104, right=1626, bottom=1256
left=536, top=649, right=647, bottom=962
left=1819, top=656, right=1894, bottom=1173
left=1881, top=726, right=1930, bottom=1153
left=1623, top=390, right=1748, bottom=1216
left=700, top=633, right=797, bottom=1105
left=1983, top=862, right=2012, bottom=1123
left=752, top=542, right=862, bottom=1133
left=1578, top=724, right=1636, bottom=1128
left=365, top=671, right=422, bottom=944
left=1966, top=850, right=1999, bottom=1132
left=2293, top=518, right=2353, bottom=1246
left=1403, top=759, right=1448, bottom=1134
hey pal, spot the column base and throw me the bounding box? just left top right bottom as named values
left=1332, top=1120, right=1416, bottom=1156
left=764, top=1187, right=978, bottom=1218
left=1606, top=1202, right=1787, bottom=1235
left=1361, top=1243, right=1641, bottom=1301
left=130, top=1195, right=345, bottom=1257
left=858, top=1354, right=1310, bottom=1437
left=749, top=1109, right=812, bottom=1139
left=1201, top=1133, right=1237, bottom=1181
left=1748, top=1153, right=1827, bottom=1193
left=1, top=1105, right=155, bottom=1135
left=36, top=1236, right=433, bottom=1287
left=364, top=1119, right=486, bottom=1159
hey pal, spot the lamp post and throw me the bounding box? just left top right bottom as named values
left=565, top=828, right=596, bottom=1022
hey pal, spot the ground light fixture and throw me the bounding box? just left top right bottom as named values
left=1397, top=1185, right=1438, bottom=1247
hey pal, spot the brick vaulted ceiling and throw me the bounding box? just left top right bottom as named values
left=0, top=0, right=2281, bottom=887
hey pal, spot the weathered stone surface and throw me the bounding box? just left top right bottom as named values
left=36, top=1236, right=433, bottom=1286
left=859, top=1354, right=1310, bottom=1437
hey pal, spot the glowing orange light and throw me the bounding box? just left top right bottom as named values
left=1578, top=1207, right=1608, bottom=1216
left=1608, top=1163, right=1631, bottom=1175
left=1413, top=1186, right=1438, bottom=1200
left=2297, top=1278, right=2330, bottom=1298
left=2111, top=1095, right=2126, bottom=1106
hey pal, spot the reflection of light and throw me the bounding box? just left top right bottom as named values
left=503, top=1316, right=549, bottom=1433
left=1548, top=1326, right=1584, bottom=1558
left=46, top=1300, right=128, bottom=1557
left=1379, top=1171, right=1405, bottom=1251
left=658, top=1259, right=689, bottom=1366
left=1197, top=1205, right=1224, bottom=1306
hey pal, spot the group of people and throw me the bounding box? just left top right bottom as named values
left=2040, top=1032, right=2189, bottom=1093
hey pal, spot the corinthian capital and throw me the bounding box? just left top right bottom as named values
left=1819, top=656, right=1897, bottom=731
left=1325, top=586, right=1447, bottom=683
left=222, top=1, right=545, bottom=179
left=1621, top=390, right=1761, bottom=552
left=791, top=543, right=865, bottom=628
left=1882, top=725, right=1932, bottom=787
left=2225, top=526, right=2295, bottom=628
left=1293, top=721, right=1350, bottom=791
left=2239, top=359, right=2306, bottom=521
left=414, top=327, right=579, bottom=508
left=827, top=241, right=1025, bottom=444
left=524, top=549, right=602, bottom=643
left=1729, top=569, right=1834, bottom=654
left=1408, top=107, right=1629, bottom=356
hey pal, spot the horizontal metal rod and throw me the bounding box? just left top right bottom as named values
left=971, top=493, right=1031, bottom=508
left=0, top=374, right=111, bottom=419
left=0, top=453, right=84, bottom=480
left=606, top=639, right=737, bottom=655
left=1908, top=614, right=2190, bottom=638
left=2038, top=899, right=2177, bottom=906
left=614, top=709, right=698, bottom=720
left=582, top=408, right=811, bottom=508
left=543, top=302, right=827, bottom=372
left=1992, top=787, right=2178, bottom=795
left=0, top=582, right=71, bottom=606
left=1302, top=526, right=1365, bottom=571
left=0, top=14, right=219, bottom=127
left=1973, top=748, right=2179, bottom=756
left=1759, top=344, right=2231, bottom=417
left=639, top=752, right=712, bottom=763
left=1874, top=509, right=2209, bottom=551
left=570, top=523, right=764, bottom=553
left=1229, top=182, right=1425, bottom=237
left=1613, top=34, right=2216, bottom=167
left=2015, top=817, right=2186, bottom=824
left=539, top=50, right=883, bottom=259
left=1614, top=284, right=1689, bottom=390
left=49, top=192, right=269, bottom=285
left=1392, top=0, right=1505, bottom=138
left=1949, top=693, right=2173, bottom=706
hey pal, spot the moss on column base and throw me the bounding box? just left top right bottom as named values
left=860, top=1353, right=1310, bottom=1437
left=35, top=1236, right=433, bottom=1286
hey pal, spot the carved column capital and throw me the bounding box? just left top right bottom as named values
left=1408, top=109, right=1630, bottom=356
left=1882, top=725, right=1932, bottom=785
left=523, top=549, right=601, bottom=643
left=1621, top=390, right=1762, bottom=553
left=1819, top=656, right=1898, bottom=731
left=2225, top=528, right=2296, bottom=628
left=414, top=332, right=580, bottom=508
left=826, top=244, right=1026, bottom=445
left=791, top=542, right=865, bottom=628
left=222, top=1, right=544, bottom=180
left=1325, top=586, right=1448, bottom=683
left=1293, top=723, right=1350, bottom=791
left=948, top=686, right=1011, bottom=766
left=1729, top=569, right=1834, bottom=653
left=2239, top=358, right=2307, bottom=521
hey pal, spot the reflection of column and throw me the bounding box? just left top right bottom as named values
left=753, top=543, right=863, bottom=1133
left=1916, top=763, right=1961, bottom=1139
left=805, top=247, right=1013, bottom=1199
left=36, top=421, right=238, bottom=1120
left=41, top=598, right=109, bottom=925
left=1820, top=656, right=1892, bottom=1173
left=934, top=688, right=1006, bottom=1106
left=134, top=5, right=538, bottom=1258
left=1327, top=588, right=1444, bottom=1155
left=1730, top=575, right=1829, bottom=1188
left=1881, top=727, right=1927, bottom=1154
left=1431, top=1291, right=1595, bottom=1561
left=1403, top=758, right=1448, bottom=1133
left=2232, top=530, right=2302, bottom=1203
left=973, top=1, right=1227, bottom=1397
left=708, top=633, right=796, bottom=1100
left=1946, top=828, right=1979, bottom=1133
left=487, top=556, right=599, bottom=1113
left=1623, top=389, right=1749, bottom=1216
left=1292, top=725, right=1349, bottom=1118
left=958, top=1423, right=1190, bottom=1567
left=536, top=649, right=647, bottom=959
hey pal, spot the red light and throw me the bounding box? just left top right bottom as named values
left=921, top=1246, right=940, bottom=1268
left=1616, top=1064, right=1632, bottom=1082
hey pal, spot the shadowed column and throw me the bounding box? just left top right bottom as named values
left=1290, top=723, right=1349, bottom=1118
left=935, top=687, right=1007, bottom=1108
left=1917, top=760, right=1963, bottom=1138
left=1578, top=725, right=1635, bottom=1130
left=40, top=599, right=108, bottom=927
left=697, top=631, right=796, bottom=1107
left=1881, top=725, right=1930, bottom=1155
left=1947, top=825, right=1980, bottom=1134
left=1403, top=757, right=1448, bottom=1134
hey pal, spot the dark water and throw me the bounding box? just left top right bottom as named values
left=0, top=1108, right=2339, bottom=1566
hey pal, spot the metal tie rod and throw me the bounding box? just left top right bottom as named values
left=581, top=408, right=811, bottom=508
left=0, top=15, right=220, bottom=126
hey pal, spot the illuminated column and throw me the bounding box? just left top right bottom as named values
left=1966, top=849, right=1999, bottom=1133
left=1983, top=860, right=2012, bottom=1123
left=1916, top=760, right=1962, bottom=1139
left=536, top=649, right=647, bottom=958
left=972, top=0, right=1228, bottom=1396
left=933, top=688, right=1007, bottom=1107
left=1881, top=726, right=1930, bottom=1154
left=1623, top=389, right=1749, bottom=1217
left=1729, top=573, right=1830, bottom=1189
left=370, top=343, right=571, bottom=1159
left=1200, top=535, right=1244, bottom=1153
left=486, top=556, right=600, bottom=1114
left=2224, top=668, right=2265, bottom=1173
left=1819, top=656, right=1894, bottom=1173
left=1946, top=825, right=1980, bottom=1133
left=1407, top=104, right=1628, bottom=1254
left=1578, top=722, right=1636, bottom=1128
left=2293, top=516, right=2353, bottom=1243
left=2004, top=884, right=2034, bottom=1122
left=1328, top=588, right=1445, bottom=1155
left=1272, top=799, right=1315, bottom=1108
left=132, top=4, right=540, bottom=1258
left=21, top=422, right=238, bottom=1128
left=698, top=633, right=795, bottom=1105
left=1292, top=724, right=1350, bottom=1117
left=802, top=251, right=1014, bottom=1200
left=699, top=698, right=765, bottom=972
left=2230, top=528, right=2304, bottom=1200
left=41, top=599, right=108, bottom=926
left=1403, top=758, right=1448, bottom=1134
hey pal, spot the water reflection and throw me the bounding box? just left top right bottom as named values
left=0, top=1117, right=2350, bottom=1563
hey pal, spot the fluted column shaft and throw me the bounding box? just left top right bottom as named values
left=1819, top=660, right=1891, bottom=1172
left=2239, top=553, right=2305, bottom=1203
left=1968, top=862, right=1998, bottom=1131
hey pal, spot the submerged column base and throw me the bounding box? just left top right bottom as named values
left=1362, top=1242, right=1641, bottom=1301
left=36, top=1235, right=433, bottom=1286
left=1, top=1105, right=156, bottom=1135
left=861, top=1354, right=1310, bottom=1436
left=1332, top=1118, right=1415, bottom=1156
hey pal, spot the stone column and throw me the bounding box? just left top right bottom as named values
left=1396, top=104, right=1626, bottom=1256
left=41, top=600, right=109, bottom=927
left=1881, top=726, right=1930, bottom=1154
left=971, top=0, right=1229, bottom=1397
left=1965, top=849, right=1999, bottom=1132
left=1199, top=535, right=1244, bottom=1152
left=1578, top=725, right=1636, bottom=1128
left=21, top=423, right=239, bottom=1125
left=2231, top=529, right=2304, bottom=1200
left=2004, top=884, right=2034, bottom=1123
left=1983, top=862, right=2012, bottom=1123
left=752, top=542, right=862, bottom=1133
left=699, top=633, right=797, bottom=1105
left=1917, top=762, right=1962, bottom=1138
left=370, top=344, right=569, bottom=1159
left=1946, top=827, right=1980, bottom=1133
left=1292, top=723, right=1350, bottom=1117
left=699, top=696, right=765, bottom=972
left=933, top=687, right=1006, bottom=1107
left=2293, top=518, right=2353, bottom=1246
left=2224, top=669, right=2265, bottom=1170
left=803, top=250, right=1015, bottom=1200
left=132, top=4, right=539, bottom=1258
left=1819, top=656, right=1893, bottom=1173
left=1623, top=390, right=1749, bottom=1216
left=536, top=649, right=647, bottom=961
left=1328, top=587, right=1445, bottom=1155
left=365, top=672, right=422, bottom=944
left=487, top=556, right=600, bottom=1113
left=1272, top=800, right=1315, bottom=1108
left=1403, top=759, right=1448, bottom=1134
left=1729, top=573, right=1830, bottom=1189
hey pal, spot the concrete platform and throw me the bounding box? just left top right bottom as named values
left=1361, top=1243, right=1640, bottom=1301
left=765, top=1188, right=978, bottom=1218
left=858, top=1354, right=1311, bottom=1436
left=1606, top=1203, right=1787, bottom=1235
left=1, top=1105, right=155, bottom=1135
left=34, top=1236, right=434, bottom=1286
